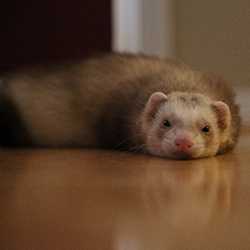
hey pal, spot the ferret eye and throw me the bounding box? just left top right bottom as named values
left=163, top=120, right=171, bottom=128
left=202, top=126, right=210, bottom=133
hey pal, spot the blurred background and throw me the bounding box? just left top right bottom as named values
left=113, top=0, right=250, bottom=87
left=2, top=0, right=250, bottom=86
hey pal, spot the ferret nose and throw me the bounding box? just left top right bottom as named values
left=175, top=138, right=194, bottom=151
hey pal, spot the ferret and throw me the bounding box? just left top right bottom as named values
left=0, top=54, right=241, bottom=159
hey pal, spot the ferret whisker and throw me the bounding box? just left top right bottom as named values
left=130, top=144, right=146, bottom=151
left=129, top=144, right=147, bottom=153
left=115, top=138, right=131, bottom=149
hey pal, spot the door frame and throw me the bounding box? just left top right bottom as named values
left=112, top=0, right=176, bottom=58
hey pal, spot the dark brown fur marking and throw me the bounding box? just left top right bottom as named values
left=0, top=93, right=32, bottom=147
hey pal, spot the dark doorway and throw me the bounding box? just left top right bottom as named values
left=0, top=0, right=112, bottom=71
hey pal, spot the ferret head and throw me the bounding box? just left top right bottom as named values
left=140, top=92, right=231, bottom=159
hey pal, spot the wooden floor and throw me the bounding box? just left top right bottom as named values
left=0, top=87, right=250, bottom=250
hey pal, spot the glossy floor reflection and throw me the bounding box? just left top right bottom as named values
left=0, top=139, right=249, bottom=249
left=0, top=90, right=250, bottom=250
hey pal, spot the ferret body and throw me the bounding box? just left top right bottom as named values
left=0, top=54, right=241, bottom=159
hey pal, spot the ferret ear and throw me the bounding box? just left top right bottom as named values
left=212, top=101, right=231, bottom=130
left=144, top=92, right=168, bottom=119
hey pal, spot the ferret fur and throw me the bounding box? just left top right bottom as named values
left=0, top=54, right=241, bottom=159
